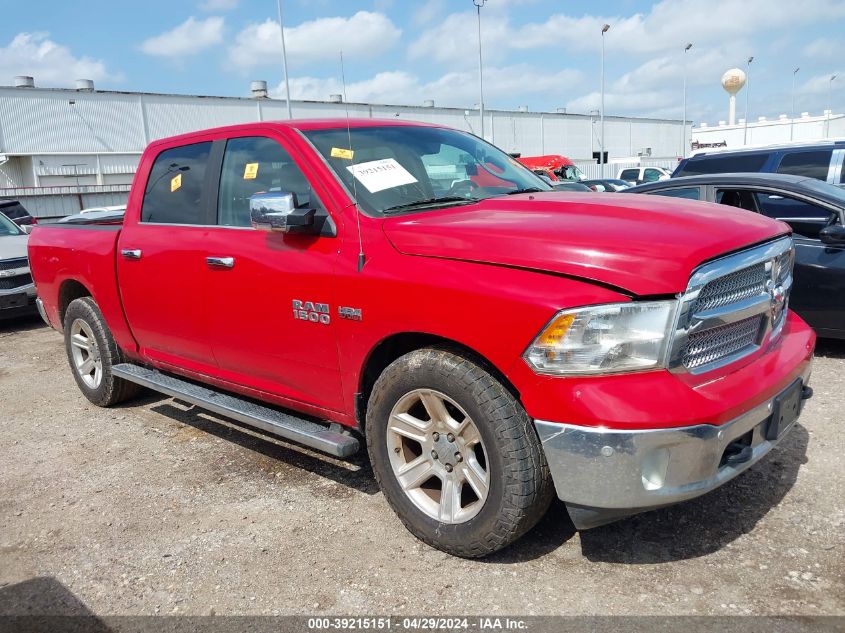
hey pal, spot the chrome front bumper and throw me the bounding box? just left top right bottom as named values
left=535, top=369, right=812, bottom=529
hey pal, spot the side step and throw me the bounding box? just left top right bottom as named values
left=112, top=363, right=359, bottom=458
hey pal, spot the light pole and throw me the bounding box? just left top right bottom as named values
left=681, top=43, right=692, bottom=157
left=743, top=56, right=753, bottom=145
left=473, top=0, right=486, bottom=139
left=791, top=67, right=799, bottom=141
left=828, top=74, right=837, bottom=138
left=276, top=0, right=292, bottom=119
left=600, top=23, right=610, bottom=177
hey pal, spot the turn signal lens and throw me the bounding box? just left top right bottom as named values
left=524, top=301, right=677, bottom=375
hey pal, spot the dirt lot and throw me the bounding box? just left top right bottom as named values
left=0, top=315, right=843, bottom=616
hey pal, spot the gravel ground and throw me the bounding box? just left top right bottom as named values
left=0, top=314, right=843, bottom=616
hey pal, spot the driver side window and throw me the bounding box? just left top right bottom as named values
left=217, top=136, right=323, bottom=227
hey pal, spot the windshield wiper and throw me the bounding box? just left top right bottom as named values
left=381, top=196, right=476, bottom=214
left=502, top=187, right=545, bottom=196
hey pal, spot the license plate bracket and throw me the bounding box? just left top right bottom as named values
left=766, top=378, right=803, bottom=441
left=0, top=292, right=27, bottom=310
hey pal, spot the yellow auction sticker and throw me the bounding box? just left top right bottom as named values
left=331, top=147, right=354, bottom=160
left=243, top=162, right=259, bottom=179
left=170, top=173, right=182, bottom=192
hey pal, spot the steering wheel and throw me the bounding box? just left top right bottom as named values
left=447, top=179, right=480, bottom=198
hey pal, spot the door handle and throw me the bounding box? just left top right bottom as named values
left=121, top=249, right=142, bottom=260
left=206, top=256, right=235, bottom=269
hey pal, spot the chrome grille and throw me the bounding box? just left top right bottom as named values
left=692, top=263, right=767, bottom=313
left=0, top=257, right=28, bottom=271
left=683, top=315, right=764, bottom=369
left=669, top=237, right=795, bottom=374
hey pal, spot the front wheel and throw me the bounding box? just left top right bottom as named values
left=366, top=348, right=553, bottom=558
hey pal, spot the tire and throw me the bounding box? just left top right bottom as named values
left=366, top=348, right=553, bottom=558
left=64, top=296, right=141, bottom=407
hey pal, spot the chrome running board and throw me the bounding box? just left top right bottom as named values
left=112, top=363, right=359, bottom=458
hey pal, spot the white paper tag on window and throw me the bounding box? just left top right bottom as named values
left=346, top=158, right=417, bottom=193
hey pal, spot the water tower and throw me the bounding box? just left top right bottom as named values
left=721, top=68, right=747, bottom=125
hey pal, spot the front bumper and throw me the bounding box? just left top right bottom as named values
left=535, top=367, right=812, bottom=529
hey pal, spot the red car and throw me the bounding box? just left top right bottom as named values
left=28, top=119, right=814, bottom=557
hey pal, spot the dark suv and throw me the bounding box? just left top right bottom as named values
left=674, top=141, right=845, bottom=184
left=0, top=200, right=36, bottom=226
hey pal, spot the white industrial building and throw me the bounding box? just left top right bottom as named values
left=0, top=78, right=688, bottom=217
left=691, top=111, right=845, bottom=150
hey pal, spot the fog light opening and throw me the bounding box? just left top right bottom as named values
left=641, top=448, right=670, bottom=491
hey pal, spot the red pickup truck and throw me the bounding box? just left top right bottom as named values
left=29, top=119, right=815, bottom=557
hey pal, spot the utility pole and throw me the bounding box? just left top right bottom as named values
left=791, top=67, right=799, bottom=141
left=600, top=24, right=610, bottom=177
left=743, top=56, right=753, bottom=145
left=681, top=43, right=692, bottom=157
left=473, top=0, right=486, bottom=139
left=276, top=0, right=292, bottom=119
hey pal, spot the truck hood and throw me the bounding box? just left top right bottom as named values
left=382, top=193, right=788, bottom=296
left=0, top=234, right=29, bottom=261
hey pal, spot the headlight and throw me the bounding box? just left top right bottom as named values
left=524, top=301, right=677, bottom=375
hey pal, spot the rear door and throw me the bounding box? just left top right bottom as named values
left=202, top=131, right=345, bottom=411
left=117, top=140, right=218, bottom=371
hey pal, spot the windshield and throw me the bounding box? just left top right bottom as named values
left=556, top=165, right=584, bottom=181
left=302, top=125, right=551, bottom=215
left=800, top=178, right=845, bottom=205
left=0, top=212, right=23, bottom=236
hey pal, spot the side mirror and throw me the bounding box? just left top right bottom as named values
left=20, top=224, right=33, bottom=235
left=249, top=191, right=316, bottom=233
left=819, top=224, right=845, bottom=246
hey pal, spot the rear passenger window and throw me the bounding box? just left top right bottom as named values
left=650, top=187, right=701, bottom=200
left=677, top=153, right=768, bottom=176
left=141, top=142, right=212, bottom=224
left=217, top=136, right=322, bottom=227
left=620, top=169, right=639, bottom=180
left=776, top=150, right=832, bottom=181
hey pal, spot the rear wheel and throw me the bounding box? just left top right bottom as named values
left=64, top=297, right=141, bottom=407
left=366, top=348, right=553, bottom=558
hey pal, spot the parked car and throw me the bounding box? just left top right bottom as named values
left=537, top=174, right=592, bottom=192
left=58, top=208, right=125, bottom=225
left=626, top=173, right=845, bottom=338
left=674, top=140, right=845, bottom=184
left=0, top=199, right=36, bottom=226
left=582, top=178, right=631, bottom=192
left=0, top=211, right=36, bottom=318
left=617, top=166, right=672, bottom=185
left=80, top=204, right=127, bottom=215
left=29, top=119, right=814, bottom=557
left=518, top=154, right=585, bottom=181
left=550, top=181, right=592, bottom=192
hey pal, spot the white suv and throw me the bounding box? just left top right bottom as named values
left=618, top=166, right=672, bottom=185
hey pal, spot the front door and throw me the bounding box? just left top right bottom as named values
left=202, top=133, right=345, bottom=412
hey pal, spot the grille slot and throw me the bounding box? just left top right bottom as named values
left=683, top=315, right=764, bottom=369
left=0, top=257, right=28, bottom=272
left=692, top=263, right=767, bottom=313
left=0, top=273, right=33, bottom=290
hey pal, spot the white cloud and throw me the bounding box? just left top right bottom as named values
left=803, top=37, right=838, bottom=60
left=141, top=16, right=225, bottom=58
left=199, top=0, right=238, bottom=10
left=412, top=0, right=447, bottom=26
left=273, top=65, right=583, bottom=108
left=509, top=0, right=845, bottom=55
left=228, top=11, right=401, bottom=71
left=0, top=32, right=118, bottom=86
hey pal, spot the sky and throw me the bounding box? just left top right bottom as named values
left=1, top=0, right=843, bottom=125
